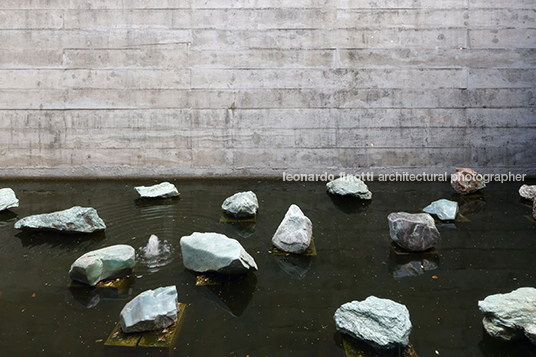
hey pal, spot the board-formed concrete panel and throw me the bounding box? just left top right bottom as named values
left=0, top=1, right=534, bottom=178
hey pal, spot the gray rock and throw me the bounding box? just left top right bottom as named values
left=533, top=199, right=536, bottom=220
left=272, top=204, right=312, bottom=254
left=69, top=244, right=135, bottom=286
left=0, top=188, right=19, bottom=211
left=388, top=212, right=440, bottom=251
left=180, top=232, right=258, bottom=274
left=519, top=184, right=536, bottom=201
left=334, top=296, right=412, bottom=349
left=135, top=182, right=179, bottom=199
left=326, top=177, right=372, bottom=200
left=222, top=191, right=258, bottom=218
left=120, top=286, right=178, bottom=333
left=423, top=199, right=458, bottom=220
left=14, top=206, right=106, bottom=233
left=479, top=287, right=536, bottom=344
left=451, top=167, right=486, bottom=195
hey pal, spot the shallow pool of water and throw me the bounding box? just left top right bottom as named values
left=0, top=179, right=535, bottom=356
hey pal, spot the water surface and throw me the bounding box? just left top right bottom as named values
left=0, top=179, right=535, bottom=356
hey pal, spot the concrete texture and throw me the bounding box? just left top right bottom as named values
left=0, top=1, right=534, bottom=178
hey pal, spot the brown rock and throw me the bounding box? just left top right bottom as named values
left=450, top=167, right=486, bottom=195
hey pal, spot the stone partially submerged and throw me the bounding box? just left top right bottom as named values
left=423, top=199, right=458, bottom=220
left=451, top=167, right=486, bottom=195
left=135, top=182, right=179, bottom=199
left=180, top=232, right=258, bottom=274
left=326, top=177, right=372, bottom=200
left=69, top=245, right=136, bottom=286
left=222, top=191, right=259, bottom=218
left=120, top=286, right=178, bottom=333
left=334, top=296, right=412, bottom=349
left=0, top=188, right=19, bottom=211
left=14, top=206, right=106, bottom=233
left=519, top=185, right=536, bottom=201
left=388, top=212, right=440, bottom=251
left=478, top=287, right=536, bottom=344
left=272, top=204, right=312, bottom=254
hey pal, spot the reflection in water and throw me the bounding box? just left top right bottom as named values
left=198, top=272, right=257, bottom=317
left=0, top=210, right=17, bottom=228
left=388, top=243, right=439, bottom=279
left=65, top=276, right=135, bottom=309
left=134, top=196, right=180, bottom=207
left=224, top=222, right=256, bottom=239
left=16, top=230, right=106, bottom=251
left=328, top=193, right=371, bottom=214
left=454, top=193, right=486, bottom=216
left=274, top=254, right=313, bottom=280
left=478, top=328, right=536, bottom=357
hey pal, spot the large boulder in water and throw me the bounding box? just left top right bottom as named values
left=221, top=191, right=258, bottom=218
left=326, top=177, right=372, bottom=200
left=134, top=182, right=179, bottom=199
left=14, top=206, right=106, bottom=233
left=69, top=245, right=135, bottom=286
left=272, top=204, right=312, bottom=254
left=478, top=287, right=536, bottom=344
left=0, top=188, right=19, bottom=211
left=120, top=286, right=178, bottom=333
left=388, top=212, right=440, bottom=251
left=423, top=199, right=458, bottom=220
left=180, top=232, right=258, bottom=274
left=519, top=185, right=536, bottom=201
left=334, top=296, right=412, bottom=349
left=451, top=167, right=486, bottom=195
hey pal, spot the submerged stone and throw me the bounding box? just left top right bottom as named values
left=388, top=212, right=440, bottom=251
left=221, top=191, right=258, bottom=218
left=519, top=184, right=536, bottom=201
left=69, top=244, right=135, bottom=286
left=272, top=204, right=312, bottom=254
left=450, top=167, right=486, bottom=195
left=334, top=296, right=412, bottom=349
left=14, top=206, right=106, bottom=233
left=135, top=182, right=179, bottom=199
left=120, top=286, right=178, bottom=333
left=478, top=287, right=536, bottom=344
left=0, top=188, right=19, bottom=211
left=326, top=177, right=372, bottom=200
left=423, top=199, right=458, bottom=220
left=180, top=232, right=258, bottom=274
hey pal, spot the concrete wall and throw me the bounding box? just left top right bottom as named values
left=0, top=0, right=535, bottom=178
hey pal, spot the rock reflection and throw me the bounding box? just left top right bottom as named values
left=453, top=193, right=486, bottom=216
left=225, top=222, right=256, bottom=239
left=65, top=275, right=135, bottom=309
left=328, top=194, right=371, bottom=215
left=478, top=328, right=536, bottom=357
left=198, top=272, right=257, bottom=317
left=0, top=210, right=17, bottom=227
left=274, top=254, right=313, bottom=280
left=388, top=243, right=439, bottom=279
left=16, top=230, right=106, bottom=250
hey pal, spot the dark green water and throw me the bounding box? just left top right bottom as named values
left=1, top=179, right=536, bottom=357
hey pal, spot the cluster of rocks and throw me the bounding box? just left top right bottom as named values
left=6, top=173, right=536, bottom=345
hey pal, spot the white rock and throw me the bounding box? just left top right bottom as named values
left=272, top=204, right=312, bottom=254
